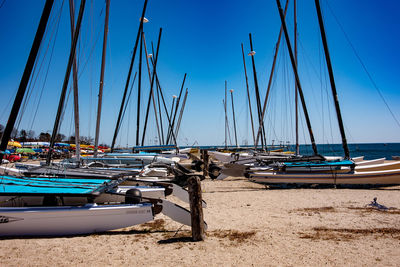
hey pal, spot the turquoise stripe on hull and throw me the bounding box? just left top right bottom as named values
left=0, top=176, right=112, bottom=195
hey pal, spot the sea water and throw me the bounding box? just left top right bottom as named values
left=296, top=143, right=400, bottom=160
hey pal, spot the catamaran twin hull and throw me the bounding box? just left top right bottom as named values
left=0, top=203, right=154, bottom=236
left=249, top=168, right=400, bottom=185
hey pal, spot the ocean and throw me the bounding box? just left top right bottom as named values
left=296, top=143, right=400, bottom=160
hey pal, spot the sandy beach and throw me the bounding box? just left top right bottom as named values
left=1, top=177, right=399, bottom=266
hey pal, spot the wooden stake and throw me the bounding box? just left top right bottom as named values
left=188, top=176, right=205, bottom=241
left=201, top=150, right=209, bottom=177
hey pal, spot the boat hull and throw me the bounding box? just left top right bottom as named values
left=250, top=168, right=400, bottom=185
left=0, top=203, right=153, bottom=236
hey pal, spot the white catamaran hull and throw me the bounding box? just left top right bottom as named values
left=250, top=168, right=400, bottom=185
left=0, top=186, right=166, bottom=207
left=0, top=203, right=153, bottom=236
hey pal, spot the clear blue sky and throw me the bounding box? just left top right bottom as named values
left=0, top=0, right=399, bottom=147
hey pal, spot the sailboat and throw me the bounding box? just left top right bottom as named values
left=214, top=0, right=400, bottom=186
left=245, top=0, right=400, bottom=186
left=0, top=0, right=205, bottom=236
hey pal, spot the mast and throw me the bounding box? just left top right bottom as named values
left=136, top=31, right=143, bottom=146
left=166, top=74, right=186, bottom=144
left=240, top=43, right=256, bottom=146
left=156, top=75, right=164, bottom=144
left=224, top=81, right=227, bottom=149
left=141, top=28, right=162, bottom=146
left=314, top=0, right=350, bottom=159
left=255, top=0, right=289, bottom=148
left=249, top=33, right=266, bottom=150
left=294, top=0, right=299, bottom=155
left=230, top=89, right=238, bottom=147
left=94, top=0, right=110, bottom=157
left=153, top=68, right=178, bottom=147
left=146, top=53, right=179, bottom=148
left=175, top=88, right=188, bottom=140
left=46, top=0, right=86, bottom=165
left=68, top=0, right=81, bottom=161
left=169, top=96, right=176, bottom=135
left=0, top=0, right=54, bottom=163
left=111, top=0, right=148, bottom=152
left=276, top=0, right=318, bottom=155
left=142, top=33, right=162, bottom=145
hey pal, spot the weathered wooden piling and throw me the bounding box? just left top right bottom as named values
left=188, top=176, right=205, bottom=241
left=201, top=149, right=209, bottom=177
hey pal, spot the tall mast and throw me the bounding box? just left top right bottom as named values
left=249, top=33, right=266, bottom=150
left=255, top=0, right=289, bottom=148
left=156, top=77, right=164, bottom=144
left=0, top=0, right=54, bottom=163
left=46, top=0, right=86, bottom=165
left=153, top=69, right=178, bottom=147
left=294, top=0, right=299, bottom=155
left=230, top=89, right=238, bottom=147
left=94, top=0, right=110, bottom=157
left=141, top=28, right=162, bottom=146
left=169, top=96, right=176, bottom=135
left=175, top=88, right=188, bottom=140
left=166, top=74, right=186, bottom=144
left=68, top=0, right=81, bottom=161
left=276, top=0, right=318, bottom=155
left=142, top=32, right=162, bottom=145
left=111, top=0, right=148, bottom=152
left=136, top=31, right=143, bottom=146
left=224, top=81, right=228, bottom=148
left=240, top=43, right=256, bottom=146
left=314, top=0, right=350, bottom=159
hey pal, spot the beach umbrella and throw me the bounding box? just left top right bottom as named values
left=8, top=141, right=22, bottom=148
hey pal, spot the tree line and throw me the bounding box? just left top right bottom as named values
left=0, top=124, right=96, bottom=145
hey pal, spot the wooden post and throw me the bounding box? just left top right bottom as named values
left=201, top=150, right=209, bottom=177
left=188, top=176, right=205, bottom=241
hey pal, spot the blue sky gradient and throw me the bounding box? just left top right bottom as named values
left=0, top=0, right=399, bottom=147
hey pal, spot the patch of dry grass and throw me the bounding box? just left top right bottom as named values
left=208, top=230, right=257, bottom=243
left=347, top=207, right=400, bottom=214
left=298, top=207, right=336, bottom=212
left=299, top=227, right=400, bottom=241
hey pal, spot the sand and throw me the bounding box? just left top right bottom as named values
left=1, top=177, right=399, bottom=266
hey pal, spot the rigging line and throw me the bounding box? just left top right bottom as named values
left=117, top=72, right=138, bottom=138
left=264, top=48, right=281, bottom=144
left=14, top=0, right=64, bottom=133
left=29, top=0, right=65, bottom=131
left=58, top=84, right=73, bottom=139
left=77, top=15, right=103, bottom=80
left=325, top=1, right=400, bottom=129
left=320, top=40, right=335, bottom=145
left=16, top=0, right=63, bottom=133
left=283, top=48, right=293, bottom=143
left=127, top=83, right=132, bottom=147
left=318, top=40, right=325, bottom=143
left=298, top=44, right=322, bottom=122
